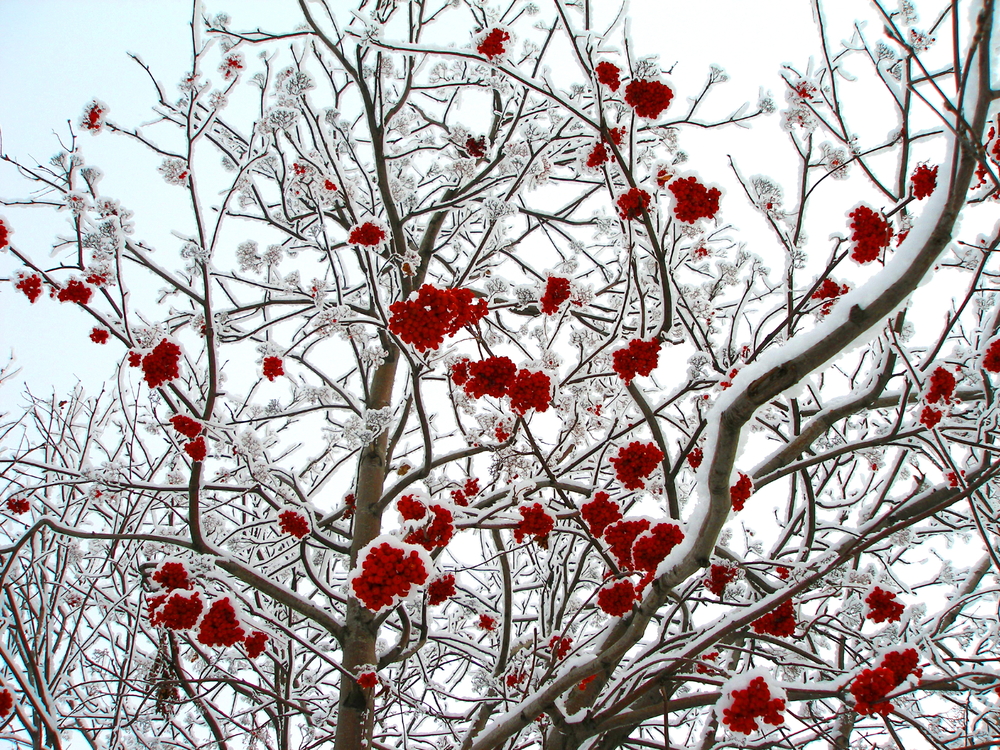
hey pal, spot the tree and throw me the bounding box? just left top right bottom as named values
left=1, top=0, right=999, bottom=748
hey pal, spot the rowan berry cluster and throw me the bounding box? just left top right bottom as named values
left=597, top=579, right=638, bottom=616
left=925, top=366, right=956, bottom=403
left=170, top=415, right=202, bottom=439
left=920, top=406, right=943, bottom=429
left=850, top=648, right=919, bottom=715
left=263, top=356, right=284, bottom=381
left=450, top=478, right=480, bottom=506
left=142, top=340, right=182, bottom=389
left=631, top=523, right=684, bottom=573
left=151, top=590, right=204, bottom=630
left=404, top=504, right=454, bottom=550
left=243, top=631, right=268, bottom=659
left=549, top=636, right=572, bottom=660
left=0, top=218, right=10, bottom=249
left=152, top=561, right=193, bottom=591
left=668, top=176, right=722, bottom=223
left=624, top=79, right=673, bottom=119
left=721, top=676, right=786, bottom=734
left=540, top=276, right=571, bottom=314
left=478, top=614, right=497, bottom=631
left=357, top=672, right=378, bottom=689
left=90, top=328, right=109, bottom=344
left=427, top=574, right=456, bottom=606
left=0, top=688, right=13, bottom=718
left=464, top=136, right=487, bottom=158
left=617, top=187, right=652, bottom=221
left=57, top=279, right=94, bottom=304
left=730, top=473, right=753, bottom=511
left=477, top=28, right=510, bottom=59
left=983, top=339, right=1000, bottom=372
left=911, top=164, right=938, bottom=199
left=595, top=61, right=621, bottom=90
left=80, top=100, right=107, bottom=132
left=604, top=518, right=651, bottom=569
left=610, top=441, right=664, bottom=490
left=687, top=447, right=703, bottom=469
left=351, top=541, right=430, bottom=612
left=864, top=587, right=905, bottom=623
left=580, top=492, right=622, bottom=537
left=513, top=503, right=555, bottom=544
left=388, top=284, right=488, bottom=351
left=182, top=436, right=206, bottom=461
left=6, top=496, right=30, bottom=514
left=752, top=599, right=797, bottom=637
left=811, top=278, right=850, bottom=315
left=278, top=510, right=310, bottom=539
left=348, top=221, right=386, bottom=246
left=612, top=338, right=660, bottom=384
left=705, top=563, right=737, bottom=596
left=849, top=205, right=893, bottom=263
left=586, top=143, right=610, bottom=168
left=197, top=598, right=246, bottom=647
left=507, top=369, right=552, bottom=414
left=397, top=494, right=427, bottom=520
left=15, top=274, right=42, bottom=303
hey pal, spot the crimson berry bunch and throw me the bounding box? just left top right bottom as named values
left=427, top=573, right=456, bottom=605
left=513, top=503, right=555, bottom=544
left=15, top=274, right=42, bottom=303
left=57, top=279, right=94, bottom=304
left=617, top=187, right=651, bottom=221
left=351, top=540, right=430, bottom=612
left=597, top=579, right=638, bottom=617
left=595, top=61, right=621, bottom=90
left=388, top=284, right=488, bottom=351
left=0, top=688, right=13, bottom=718
left=477, top=28, right=510, bottom=59
left=197, top=597, right=246, bottom=647
left=404, top=504, right=454, bottom=550
left=705, top=563, right=737, bottom=597
left=183, top=436, right=207, bottom=461
left=450, top=477, right=480, bottom=506
left=507, top=369, right=551, bottom=414
left=357, top=672, right=378, bottom=689
left=864, top=586, right=905, bottom=623
left=983, top=339, right=1000, bottom=372
left=721, top=676, right=786, bottom=734
left=752, top=599, right=797, bottom=637
left=151, top=590, right=204, bottom=630
left=263, top=356, right=284, bottom=381
left=687, top=447, right=703, bottom=469
left=90, top=328, right=109, bottom=344
left=925, top=366, right=957, bottom=403
left=142, top=339, right=182, bottom=389
left=604, top=518, right=651, bottom=569
left=631, top=523, right=684, bottom=574
left=668, top=176, right=722, bottom=223
left=610, top=441, right=664, bottom=490
left=348, top=221, right=386, bottom=246
left=850, top=648, right=919, bottom=715
left=580, top=492, right=622, bottom=537
left=811, top=278, right=850, bottom=315
left=911, top=164, right=938, bottom=199
left=624, top=79, right=673, bottom=119
left=6, top=496, right=29, bottom=514
left=169, top=414, right=202, bottom=439
left=848, top=205, right=893, bottom=263
left=466, top=355, right=515, bottom=396
left=549, top=636, right=572, bottom=660
left=243, top=631, right=268, bottom=659
left=152, top=561, right=193, bottom=591
left=540, top=276, right=571, bottom=314
left=397, top=494, right=427, bottom=520
left=478, top=614, right=497, bottom=631
left=278, top=510, right=310, bottom=539
left=612, top=338, right=660, bottom=384
left=730, top=473, right=753, bottom=511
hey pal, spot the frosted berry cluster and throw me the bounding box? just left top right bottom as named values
left=540, top=276, right=571, bottom=314
left=730, top=473, right=753, bottom=511
left=811, top=278, right=850, bottom=316
left=184, top=437, right=207, bottom=461
left=580, top=492, right=622, bottom=537
left=507, top=369, right=551, bottom=414
left=15, top=274, right=43, bottom=303
left=263, top=356, right=284, bottom=381
left=705, top=563, right=737, bottom=597
left=404, top=504, right=454, bottom=550
left=513, top=503, right=555, bottom=544
left=348, top=222, right=386, bottom=246
left=350, top=540, right=430, bottom=613
left=397, top=494, right=427, bottom=520
left=170, top=415, right=202, bottom=439
left=6, top=496, right=29, bottom=514
left=244, top=631, right=268, bottom=659
left=752, top=599, right=796, bottom=637
left=687, top=447, right=703, bottom=469
left=624, top=79, right=673, bottom=119
left=632, top=523, right=684, bottom=574
left=278, top=510, right=310, bottom=539
left=465, top=356, right=516, bottom=397
left=669, top=177, right=722, bottom=223
left=850, top=648, right=919, bottom=715
left=848, top=205, right=893, bottom=263
left=152, top=561, right=193, bottom=592
left=389, top=284, right=488, bottom=351
left=721, top=676, right=786, bottom=734
left=142, top=340, right=182, bottom=389
left=57, top=279, right=94, bottom=304
left=549, top=636, right=572, bottom=660
left=477, top=28, right=510, bottom=60
left=597, top=579, right=638, bottom=616
left=427, top=573, right=456, bottom=605
left=595, top=61, right=621, bottom=90
left=983, top=339, right=1000, bottom=372
left=617, top=187, right=651, bottom=221
left=197, top=597, right=246, bottom=647
left=925, top=366, right=956, bottom=403
left=450, top=478, right=480, bottom=506
left=612, top=338, right=660, bottom=384
left=90, top=328, right=109, bottom=344
left=0, top=218, right=9, bottom=249
left=462, top=356, right=551, bottom=413
left=911, top=164, right=938, bottom=199
left=150, top=590, right=204, bottom=630
left=0, top=688, right=13, bottom=718
left=610, top=441, right=664, bottom=490
left=864, top=586, right=905, bottom=623
left=604, top=518, right=651, bottom=569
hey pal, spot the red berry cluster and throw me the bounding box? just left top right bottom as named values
left=0, top=218, right=10, bottom=249
left=398, top=494, right=427, bottom=520
left=752, top=599, right=796, bottom=637
left=920, top=406, right=943, bottom=429
left=983, top=339, right=1000, bottom=372
left=612, top=338, right=660, bottom=384
left=389, top=284, right=488, bottom=351
left=730, top=473, right=753, bottom=511
left=849, top=205, right=893, bottom=263
left=811, top=278, right=850, bottom=316
left=850, top=649, right=919, bottom=715
left=90, top=328, right=109, bottom=344
left=0, top=688, right=13, bottom=718
left=142, top=340, right=182, bottom=389
left=549, top=636, right=572, bottom=660
left=477, top=28, right=510, bottom=59
left=722, top=676, right=786, bottom=734
left=351, top=541, right=430, bottom=612
left=6, top=496, right=29, bottom=514
left=349, top=222, right=386, bottom=246
left=427, top=573, right=456, bottom=605
left=151, top=590, right=204, bottom=630
left=540, top=276, right=571, bottom=314
left=244, top=631, right=268, bottom=659
left=586, top=142, right=609, bottom=168
left=911, top=164, right=938, bottom=199
left=451, top=358, right=470, bottom=386
left=580, top=491, right=622, bottom=537
left=184, top=436, right=207, bottom=462
left=478, top=614, right=497, bottom=631
left=697, top=652, right=721, bottom=674
left=263, top=356, right=284, bottom=381
left=278, top=510, right=310, bottom=539
left=925, top=366, right=956, bottom=403
left=597, top=579, right=638, bottom=617
left=604, top=518, right=651, bottom=569
left=464, top=356, right=516, bottom=398
left=197, top=597, right=246, bottom=647
left=595, top=61, right=621, bottom=91
left=170, top=414, right=202, bottom=439
left=404, top=504, right=454, bottom=550
left=152, top=561, right=193, bottom=591
left=617, top=187, right=652, bottom=221
left=81, top=101, right=106, bottom=132
left=687, top=448, right=703, bottom=469
left=669, top=177, right=722, bottom=223
left=15, top=274, right=42, bottom=303
left=507, top=369, right=551, bottom=414
left=450, top=477, right=480, bottom=506
left=864, top=587, right=905, bottom=623
left=357, top=671, right=378, bottom=689
left=610, top=442, right=664, bottom=490
left=513, top=503, right=555, bottom=544
left=465, top=136, right=487, bottom=158
left=506, top=670, right=526, bottom=686
left=57, top=279, right=94, bottom=304
left=705, top=563, right=737, bottom=597
left=624, top=79, right=673, bottom=119
left=632, top=523, right=684, bottom=573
